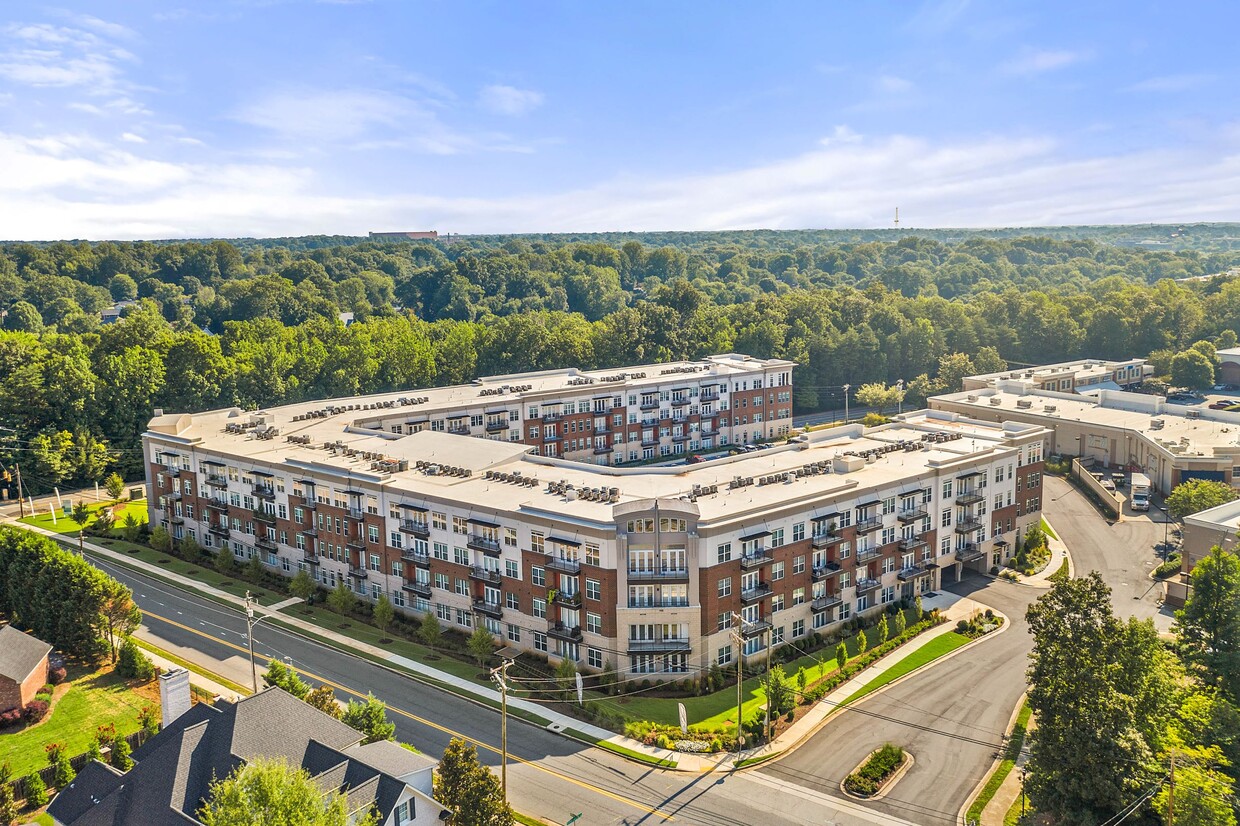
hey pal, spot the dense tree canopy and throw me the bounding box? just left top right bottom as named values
left=1166, top=479, right=1240, bottom=519
left=3, top=230, right=1240, bottom=489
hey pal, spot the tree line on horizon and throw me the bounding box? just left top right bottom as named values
left=3, top=232, right=1240, bottom=491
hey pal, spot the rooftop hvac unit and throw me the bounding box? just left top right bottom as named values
left=967, top=394, right=978, bottom=402
left=989, top=397, right=1002, bottom=406
left=1016, top=399, right=1033, bottom=409
left=1043, top=405, right=1057, bottom=413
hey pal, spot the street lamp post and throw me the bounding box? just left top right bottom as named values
left=842, top=384, right=851, bottom=424
left=243, top=591, right=301, bottom=694
left=896, top=379, right=905, bottom=416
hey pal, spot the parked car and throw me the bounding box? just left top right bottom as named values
left=1112, top=473, right=1126, bottom=487
left=1210, top=401, right=1232, bottom=409
left=1101, top=479, right=1116, bottom=491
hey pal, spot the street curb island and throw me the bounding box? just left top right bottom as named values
left=14, top=518, right=1007, bottom=775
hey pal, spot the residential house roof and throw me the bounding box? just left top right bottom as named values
left=0, top=625, right=51, bottom=686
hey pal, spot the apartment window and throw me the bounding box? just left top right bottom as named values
left=456, top=609, right=472, bottom=628
left=772, top=626, right=785, bottom=645
left=771, top=594, right=785, bottom=612
left=504, top=528, right=518, bottom=547
left=717, top=647, right=733, bottom=665
left=882, top=497, right=895, bottom=515
left=532, top=598, right=547, bottom=619
left=531, top=532, right=545, bottom=554
left=433, top=542, right=449, bottom=561
left=505, top=559, right=520, bottom=579
left=942, top=480, right=953, bottom=498
left=533, top=632, right=547, bottom=653
left=771, top=562, right=784, bottom=582
left=793, top=618, right=805, bottom=638
left=586, top=612, right=602, bottom=634
left=718, top=577, right=732, bottom=597
left=941, top=508, right=952, bottom=528
left=792, top=555, right=805, bottom=575
left=454, top=547, right=469, bottom=566
left=507, top=624, right=521, bottom=643
left=432, top=512, right=447, bottom=531
left=586, top=579, right=601, bottom=600
left=717, top=542, right=732, bottom=564
left=532, top=566, right=545, bottom=587
left=588, top=648, right=603, bottom=669
left=585, top=543, right=600, bottom=566
left=454, top=578, right=469, bottom=596
left=452, top=516, right=467, bottom=535
left=792, top=587, right=805, bottom=606
left=506, top=592, right=520, bottom=610
left=771, top=528, right=784, bottom=548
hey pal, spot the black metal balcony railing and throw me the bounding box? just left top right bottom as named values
left=954, top=519, right=983, bottom=534
left=301, top=525, right=317, bottom=538
left=252, top=484, right=276, bottom=500
left=811, top=593, right=843, bottom=612
left=593, top=444, right=614, bottom=455
left=897, top=564, right=935, bottom=581
left=811, top=561, right=842, bottom=581
left=545, top=556, right=581, bottom=574
left=401, top=547, right=430, bottom=566
left=548, top=621, right=583, bottom=642
left=472, top=600, right=503, bottom=620
left=700, top=390, right=720, bottom=402
left=348, top=565, right=369, bottom=580
left=165, top=466, right=181, bottom=478
left=811, top=532, right=842, bottom=549
left=627, top=567, right=690, bottom=582
left=740, top=619, right=773, bottom=638
left=168, top=514, right=184, bottom=525
left=627, top=598, right=690, bottom=609
left=346, top=537, right=367, bottom=551
left=896, top=507, right=928, bottom=523
left=552, top=590, right=583, bottom=609
left=740, top=582, right=771, bottom=603
left=447, top=425, right=471, bottom=435
left=639, top=400, right=660, bottom=411
left=255, top=535, right=276, bottom=550
left=467, top=534, right=502, bottom=556
left=403, top=581, right=432, bottom=599
left=855, top=547, right=881, bottom=564
left=253, top=509, right=275, bottom=524
left=641, top=437, right=660, bottom=448
left=346, top=507, right=366, bottom=520
left=469, top=566, right=502, bottom=585
left=302, top=551, right=318, bottom=566
left=399, top=519, right=430, bottom=538
left=541, top=410, right=563, bottom=422
left=739, top=550, right=772, bottom=569
left=205, top=474, right=228, bottom=487
left=485, top=420, right=509, bottom=433
left=956, top=490, right=985, bottom=506
left=956, top=543, right=986, bottom=563
left=854, top=517, right=883, bottom=533
left=855, top=577, right=882, bottom=594
left=627, top=637, right=691, bottom=653
left=208, top=524, right=231, bottom=539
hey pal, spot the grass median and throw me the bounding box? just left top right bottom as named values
left=841, top=631, right=971, bottom=707
left=966, top=702, right=1032, bottom=824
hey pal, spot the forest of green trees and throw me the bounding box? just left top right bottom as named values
left=4, top=228, right=1240, bottom=491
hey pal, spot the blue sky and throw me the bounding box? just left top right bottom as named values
left=2, top=0, right=1240, bottom=239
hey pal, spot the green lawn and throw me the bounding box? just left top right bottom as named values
left=842, top=632, right=970, bottom=706
left=598, top=609, right=920, bottom=727
left=0, top=664, right=150, bottom=777
left=1039, top=517, right=1059, bottom=541
left=19, top=499, right=148, bottom=535
left=966, top=702, right=1032, bottom=823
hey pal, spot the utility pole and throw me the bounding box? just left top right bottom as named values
left=763, top=626, right=773, bottom=742
left=731, top=612, right=745, bottom=753
left=490, top=659, right=512, bottom=802
left=842, top=384, right=851, bottom=424
left=245, top=591, right=260, bottom=695
left=14, top=464, right=24, bottom=518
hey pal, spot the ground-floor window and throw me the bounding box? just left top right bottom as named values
left=587, top=648, right=603, bottom=669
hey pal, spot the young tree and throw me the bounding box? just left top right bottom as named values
left=419, top=612, right=442, bottom=649
left=372, top=592, right=394, bottom=640
left=876, top=614, right=889, bottom=645
left=199, top=758, right=373, bottom=826
left=468, top=624, right=495, bottom=668
left=289, top=568, right=317, bottom=606
left=856, top=629, right=867, bottom=655
left=305, top=685, right=342, bottom=719
left=1167, top=479, right=1240, bottom=519
left=214, top=547, right=238, bottom=575
left=1024, top=573, right=1176, bottom=823
left=342, top=694, right=395, bottom=744
left=100, top=580, right=141, bottom=661
left=149, top=525, right=172, bottom=553
left=48, top=743, right=75, bottom=789
left=69, top=500, right=92, bottom=533
left=835, top=642, right=848, bottom=672
left=24, top=771, right=48, bottom=807
left=434, top=738, right=513, bottom=826
left=138, top=706, right=160, bottom=738
left=117, top=637, right=155, bottom=681
left=179, top=534, right=202, bottom=563
left=244, top=552, right=264, bottom=584
left=120, top=512, right=141, bottom=542
left=0, top=762, right=15, bottom=826
left=327, top=581, right=356, bottom=617
left=554, top=656, right=577, bottom=702
left=1177, top=546, right=1240, bottom=696
left=762, top=665, right=793, bottom=716
left=894, top=609, right=907, bottom=637
left=104, top=472, right=126, bottom=502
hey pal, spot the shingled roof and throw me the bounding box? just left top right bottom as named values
left=0, top=625, right=51, bottom=685
left=49, top=687, right=439, bottom=826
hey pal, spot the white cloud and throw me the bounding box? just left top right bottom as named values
left=120, top=132, right=146, bottom=143
left=1125, top=74, right=1212, bottom=93
left=478, top=84, right=544, bottom=116
left=7, top=126, right=1240, bottom=240
left=876, top=75, right=914, bottom=94
left=1001, top=48, right=1088, bottom=76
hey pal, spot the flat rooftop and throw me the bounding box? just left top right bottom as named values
left=934, top=386, right=1240, bottom=460
left=148, top=407, right=1042, bottom=530
left=967, top=357, right=1144, bottom=385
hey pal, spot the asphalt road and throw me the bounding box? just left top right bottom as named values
left=1043, top=475, right=1175, bottom=630
left=91, top=553, right=924, bottom=826
left=758, top=578, right=1035, bottom=826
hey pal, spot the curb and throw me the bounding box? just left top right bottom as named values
left=957, top=693, right=1029, bottom=826
left=840, top=749, right=915, bottom=803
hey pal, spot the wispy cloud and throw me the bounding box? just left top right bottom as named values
left=1125, top=74, right=1213, bottom=93
left=1001, top=48, right=1088, bottom=76
left=7, top=125, right=1240, bottom=240
left=876, top=75, right=914, bottom=94
left=478, top=84, right=544, bottom=116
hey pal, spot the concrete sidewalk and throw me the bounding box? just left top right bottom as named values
left=141, top=647, right=245, bottom=704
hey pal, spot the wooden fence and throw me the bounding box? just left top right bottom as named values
left=5, top=728, right=149, bottom=803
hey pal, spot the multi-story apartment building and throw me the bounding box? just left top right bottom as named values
left=962, top=357, right=1149, bottom=394
left=145, top=368, right=1047, bottom=680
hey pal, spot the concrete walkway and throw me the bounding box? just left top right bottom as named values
left=141, top=647, right=245, bottom=703
left=979, top=716, right=1035, bottom=826
left=1011, top=515, right=1074, bottom=589
left=20, top=520, right=1006, bottom=773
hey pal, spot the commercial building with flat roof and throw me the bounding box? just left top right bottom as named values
left=1165, top=498, right=1240, bottom=607
left=145, top=362, right=1047, bottom=680
left=962, top=358, right=1149, bottom=395
left=931, top=382, right=1240, bottom=494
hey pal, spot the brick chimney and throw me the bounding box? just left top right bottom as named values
left=159, top=667, right=191, bottom=727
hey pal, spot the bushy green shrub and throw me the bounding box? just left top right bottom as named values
left=844, top=743, right=904, bottom=796
left=116, top=637, right=155, bottom=681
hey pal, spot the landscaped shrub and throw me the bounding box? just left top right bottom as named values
left=844, top=743, right=905, bottom=796
left=24, top=771, right=48, bottom=807
left=116, top=637, right=155, bottom=681
left=0, top=707, right=22, bottom=728
left=23, top=700, right=49, bottom=723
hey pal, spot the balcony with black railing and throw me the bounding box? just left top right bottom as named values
left=545, top=556, right=581, bottom=574
left=811, top=561, right=841, bottom=581
left=467, top=534, right=502, bottom=556
left=627, top=567, right=690, bottom=582
left=956, top=543, right=985, bottom=563
left=627, top=637, right=691, bottom=653
left=855, top=547, right=882, bottom=564
left=208, top=524, right=231, bottom=539
left=472, top=599, right=503, bottom=620
left=402, top=547, right=430, bottom=566
left=255, top=535, right=276, bottom=550
left=854, top=516, right=883, bottom=533
left=347, top=565, right=369, bottom=580
left=302, top=551, right=318, bottom=566
left=811, top=593, right=842, bottom=612
left=897, top=563, right=935, bottom=581
left=403, top=581, right=432, bottom=599
left=739, top=549, right=772, bottom=569
left=956, top=490, right=985, bottom=506
left=896, top=507, right=928, bottom=523
left=251, top=483, right=276, bottom=500
left=898, top=536, right=928, bottom=552
left=469, top=566, right=502, bottom=585
left=740, top=582, right=771, bottom=603
left=855, top=577, right=882, bottom=594
left=551, top=590, right=583, bottom=609
left=253, top=509, right=275, bottom=524
left=811, top=531, right=842, bottom=549
left=639, top=399, right=660, bottom=411
left=398, top=518, right=430, bottom=538
left=740, top=618, right=773, bottom=638
left=485, top=420, right=509, bottom=433
left=548, top=621, right=583, bottom=642
left=205, top=474, right=228, bottom=487
left=954, top=519, right=983, bottom=534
